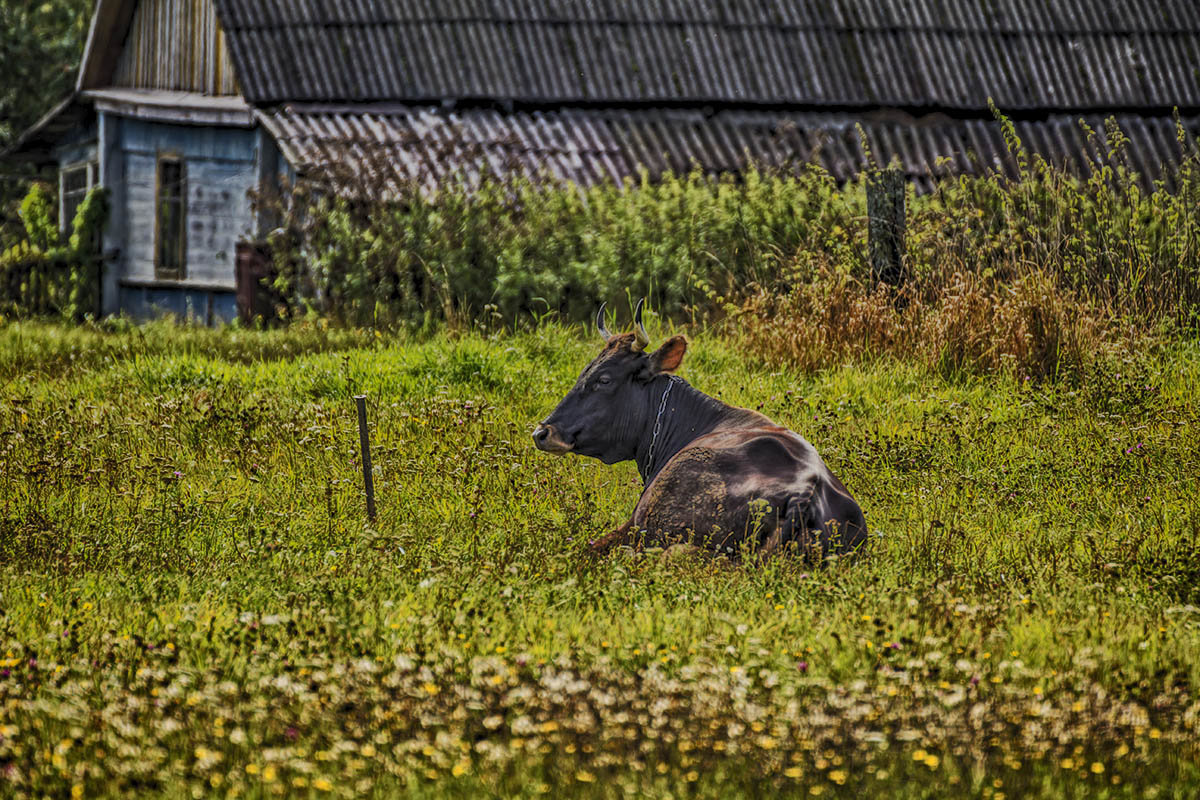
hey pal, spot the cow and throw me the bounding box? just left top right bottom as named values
left=532, top=300, right=868, bottom=560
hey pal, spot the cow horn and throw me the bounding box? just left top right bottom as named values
left=633, top=298, right=651, bottom=350
left=596, top=302, right=613, bottom=341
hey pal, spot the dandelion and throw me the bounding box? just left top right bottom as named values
left=829, top=769, right=847, bottom=785
left=575, top=770, right=595, bottom=783
left=1091, top=762, right=1105, bottom=774
left=313, top=778, right=333, bottom=791
left=784, top=766, right=803, bottom=779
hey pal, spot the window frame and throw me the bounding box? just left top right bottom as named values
left=59, top=160, right=99, bottom=233
left=154, top=153, right=188, bottom=280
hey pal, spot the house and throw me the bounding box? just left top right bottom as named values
left=5, top=0, right=1200, bottom=322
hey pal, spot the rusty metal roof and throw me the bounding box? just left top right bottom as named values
left=259, top=105, right=1200, bottom=194
left=215, top=0, right=1200, bottom=112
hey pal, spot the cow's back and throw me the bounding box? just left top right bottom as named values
left=632, top=426, right=866, bottom=557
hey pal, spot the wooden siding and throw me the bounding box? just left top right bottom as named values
left=112, top=0, right=238, bottom=95
left=115, top=118, right=257, bottom=289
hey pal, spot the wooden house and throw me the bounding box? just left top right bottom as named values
left=5, top=0, right=1200, bottom=321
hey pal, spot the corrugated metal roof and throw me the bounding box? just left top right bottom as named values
left=214, top=0, right=1200, bottom=110
left=259, top=105, right=1200, bottom=194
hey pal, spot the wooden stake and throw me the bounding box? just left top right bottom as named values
left=354, top=394, right=376, bottom=523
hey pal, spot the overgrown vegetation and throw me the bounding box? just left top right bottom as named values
left=1, top=321, right=1198, bottom=798
left=0, top=181, right=109, bottom=319
left=256, top=115, right=1200, bottom=382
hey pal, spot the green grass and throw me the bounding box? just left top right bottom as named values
left=1, top=320, right=1199, bottom=798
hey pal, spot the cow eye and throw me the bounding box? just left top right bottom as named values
left=596, top=375, right=611, bottom=386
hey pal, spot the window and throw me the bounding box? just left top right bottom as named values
left=156, top=156, right=187, bottom=279
left=59, top=161, right=98, bottom=232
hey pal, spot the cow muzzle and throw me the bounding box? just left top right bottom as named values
left=532, top=423, right=574, bottom=454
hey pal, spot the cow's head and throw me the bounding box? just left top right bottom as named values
left=533, top=300, right=687, bottom=464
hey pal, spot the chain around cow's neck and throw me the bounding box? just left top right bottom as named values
left=643, top=376, right=681, bottom=481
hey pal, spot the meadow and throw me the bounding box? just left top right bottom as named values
left=1, top=318, right=1198, bottom=798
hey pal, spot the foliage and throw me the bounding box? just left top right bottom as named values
left=0, top=0, right=93, bottom=240
left=65, top=182, right=109, bottom=317
left=0, top=182, right=108, bottom=320
left=16, top=182, right=57, bottom=251
left=259, top=162, right=848, bottom=328
left=1, top=321, right=1199, bottom=798
left=258, top=115, right=1200, bottom=362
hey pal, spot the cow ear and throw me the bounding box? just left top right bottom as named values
left=649, top=335, right=687, bottom=374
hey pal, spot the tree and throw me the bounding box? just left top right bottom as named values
left=0, top=0, right=94, bottom=243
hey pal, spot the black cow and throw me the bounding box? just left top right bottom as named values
left=533, top=301, right=868, bottom=559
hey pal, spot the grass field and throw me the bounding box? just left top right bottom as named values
left=1, top=319, right=1199, bottom=798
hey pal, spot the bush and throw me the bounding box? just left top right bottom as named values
left=256, top=162, right=859, bottom=328
left=0, top=181, right=108, bottom=319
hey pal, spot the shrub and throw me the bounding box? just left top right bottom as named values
left=256, top=163, right=860, bottom=328
left=0, top=182, right=108, bottom=319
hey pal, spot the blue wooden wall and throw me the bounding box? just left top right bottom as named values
left=90, top=112, right=278, bottom=322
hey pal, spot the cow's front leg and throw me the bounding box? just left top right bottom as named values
left=589, top=517, right=636, bottom=556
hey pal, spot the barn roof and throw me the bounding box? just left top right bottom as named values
left=8, top=0, right=1200, bottom=190
left=214, top=0, right=1200, bottom=113
left=261, top=105, right=1200, bottom=193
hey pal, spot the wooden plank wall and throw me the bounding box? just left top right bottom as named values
left=116, top=119, right=258, bottom=288
left=112, top=0, right=239, bottom=95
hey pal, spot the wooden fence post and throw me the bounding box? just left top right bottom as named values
left=354, top=394, right=377, bottom=523
left=867, top=166, right=907, bottom=288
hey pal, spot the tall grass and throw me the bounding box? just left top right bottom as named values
left=255, top=114, right=1200, bottom=375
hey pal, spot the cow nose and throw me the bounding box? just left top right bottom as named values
left=533, top=423, right=573, bottom=453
